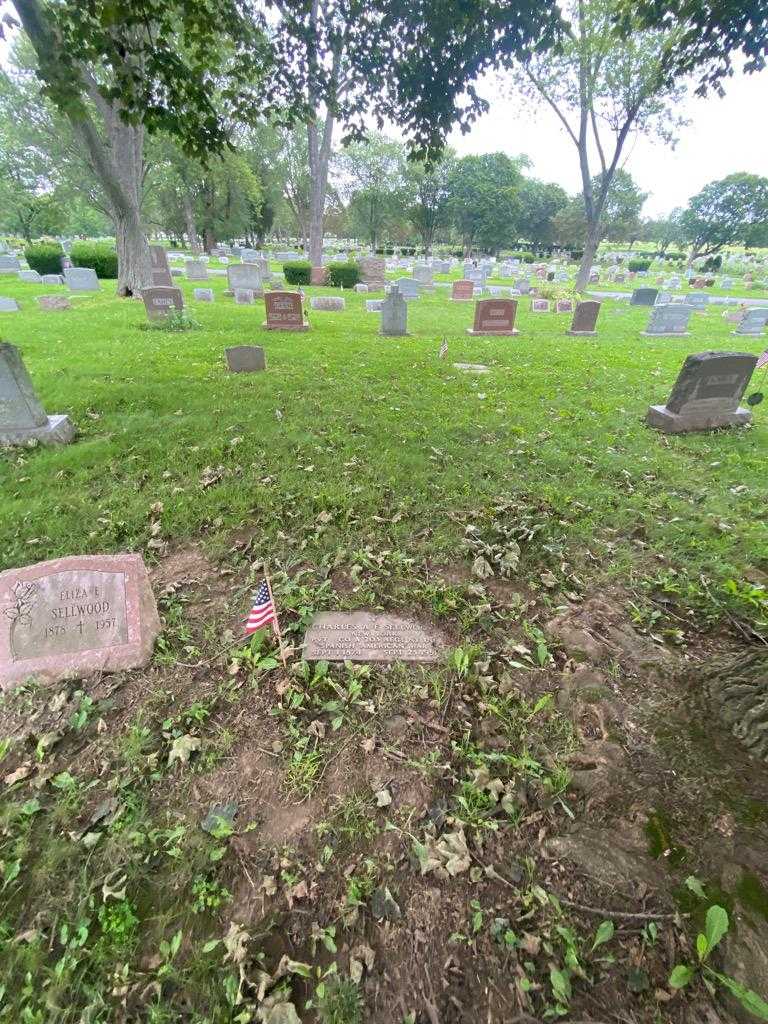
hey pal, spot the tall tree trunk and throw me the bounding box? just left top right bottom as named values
left=307, top=115, right=334, bottom=266
left=576, top=222, right=601, bottom=291
left=182, top=193, right=201, bottom=255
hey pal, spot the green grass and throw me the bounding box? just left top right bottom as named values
left=1, top=273, right=766, bottom=630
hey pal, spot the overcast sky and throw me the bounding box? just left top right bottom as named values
left=447, top=66, right=768, bottom=218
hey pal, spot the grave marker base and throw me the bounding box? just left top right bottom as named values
left=646, top=404, right=751, bottom=433
left=261, top=321, right=309, bottom=332
left=465, top=328, right=519, bottom=336
left=566, top=330, right=597, bottom=336
left=640, top=331, right=690, bottom=338
left=0, top=414, right=75, bottom=447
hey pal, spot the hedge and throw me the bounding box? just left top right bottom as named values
left=329, top=262, right=360, bottom=288
left=628, top=258, right=652, bottom=272
left=283, top=261, right=311, bottom=285
left=71, top=241, right=118, bottom=279
left=25, top=242, right=64, bottom=275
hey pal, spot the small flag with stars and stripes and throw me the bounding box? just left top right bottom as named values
left=757, top=349, right=768, bottom=370
left=244, top=579, right=276, bottom=636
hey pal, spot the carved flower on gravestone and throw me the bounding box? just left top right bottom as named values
left=4, top=580, right=38, bottom=661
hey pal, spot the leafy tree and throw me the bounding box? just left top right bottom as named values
left=447, top=153, right=527, bottom=255
left=508, top=0, right=687, bottom=289
left=517, top=178, right=570, bottom=246
left=643, top=209, right=684, bottom=255
left=680, top=173, right=768, bottom=266
left=407, top=153, right=456, bottom=254
left=551, top=200, right=588, bottom=249
left=598, top=168, right=648, bottom=242
left=337, top=136, right=410, bottom=249
left=627, top=0, right=768, bottom=95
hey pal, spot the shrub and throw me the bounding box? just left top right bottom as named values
left=71, top=241, right=118, bottom=279
left=283, top=261, right=311, bottom=285
left=628, top=258, right=652, bottom=272
left=330, top=262, right=360, bottom=288
left=24, top=242, right=64, bottom=275
left=702, top=255, right=722, bottom=272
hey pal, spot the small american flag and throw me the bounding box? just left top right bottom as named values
left=244, top=580, right=276, bottom=635
left=757, top=350, right=768, bottom=370
left=439, top=338, right=448, bottom=359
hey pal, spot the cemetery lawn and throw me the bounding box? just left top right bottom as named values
left=1, top=277, right=768, bottom=1023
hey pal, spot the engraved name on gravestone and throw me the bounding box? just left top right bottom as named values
left=630, top=288, right=659, bottom=307
left=263, top=291, right=308, bottom=331
left=646, top=351, right=758, bottom=433
left=452, top=280, right=475, bottom=301
left=0, top=554, right=160, bottom=687
left=567, top=300, right=601, bottom=335
left=304, top=611, right=447, bottom=663
left=467, top=298, right=519, bottom=336
left=310, top=296, right=345, bottom=311
left=149, top=245, right=173, bottom=288
left=141, top=286, right=184, bottom=319
left=64, top=267, right=100, bottom=292
left=734, top=308, right=768, bottom=336
left=0, top=342, right=75, bottom=447
left=642, top=304, right=693, bottom=336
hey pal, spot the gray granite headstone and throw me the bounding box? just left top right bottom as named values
left=19, top=270, right=42, bottom=284
left=630, top=288, right=658, bottom=306
left=225, top=346, right=266, bottom=372
left=304, top=611, right=447, bottom=663
left=734, top=308, right=768, bottom=336
left=0, top=255, right=21, bottom=274
left=647, top=351, right=757, bottom=433
left=413, top=265, right=434, bottom=290
left=642, top=304, right=693, bottom=336
left=41, top=274, right=64, bottom=286
left=234, top=288, right=255, bottom=305
left=366, top=299, right=383, bottom=312
left=194, top=288, right=214, bottom=302
left=0, top=342, right=75, bottom=447
left=0, top=297, right=20, bottom=313
left=227, top=263, right=263, bottom=294
left=185, top=260, right=209, bottom=281
left=688, top=293, right=709, bottom=312
left=394, top=277, right=420, bottom=300
left=381, top=286, right=408, bottom=336
left=310, top=296, right=345, bottom=311
left=64, top=267, right=100, bottom=292
left=567, top=301, right=601, bottom=335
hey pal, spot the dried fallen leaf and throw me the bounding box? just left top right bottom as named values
left=167, top=734, right=201, bottom=767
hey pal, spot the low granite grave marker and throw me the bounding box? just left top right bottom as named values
left=566, top=300, right=601, bottom=336
left=64, top=267, right=100, bottom=292
left=0, top=342, right=75, bottom=447
left=688, top=293, right=709, bottom=312
left=19, top=270, right=42, bottom=284
left=0, top=255, right=21, bottom=274
left=234, top=288, right=255, bottom=305
left=38, top=295, right=71, bottom=311
left=366, top=299, right=383, bottom=312
left=354, top=283, right=368, bottom=293
left=0, top=297, right=19, bottom=313
left=467, top=298, right=519, bottom=336
left=41, top=274, right=64, bottom=286
left=194, top=288, right=214, bottom=302
left=310, top=296, right=345, bottom=311
left=0, top=553, right=160, bottom=688
left=556, top=299, right=574, bottom=314
left=225, top=346, right=266, bottom=372
left=263, top=291, right=308, bottom=331
left=304, top=611, right=447, bottom=663
left=141, top=286, right=184, bottom=319
left=642, top=304, right=693, bottom=336
left=149, top=245, right=173, bottom=288
left=531, top=298, right=550, bottom=313
left=647, top=351, right=757, bottom=433
left=734, top=308, right=768, bottom=336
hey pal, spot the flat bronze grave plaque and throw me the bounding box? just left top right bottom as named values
left=303, top=611, right=447, bottom=663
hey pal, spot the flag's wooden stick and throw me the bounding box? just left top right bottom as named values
left=264, top=565, right=288, bottom=669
